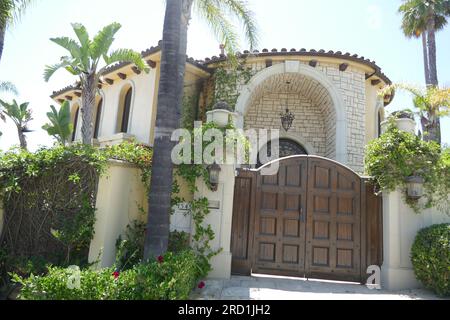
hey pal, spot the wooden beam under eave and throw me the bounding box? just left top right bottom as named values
left=339, top=63, right=349, bottom=72
left=371, top=79, right=381, bottom=86
left=132, top=66, right=141, bottom=75
left=118, top=73, right=127, bottom=80
left=105, top=78, right=114, bottom=85
left=74, top=92, right=81, bottom=97
left=65, top=95, right=73, bottom=101
left=98, top=84, right=103, bottom=89
left=147, top=60, right=157, bottom=69
left=309, top=60, right=318, bottom=68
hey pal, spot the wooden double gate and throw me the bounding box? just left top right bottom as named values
left=231, top=156, right=383, bottom=283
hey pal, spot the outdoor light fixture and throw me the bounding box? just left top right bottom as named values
left=208, top=163, right=222, bottom=192
left=405, top=176, right=424, bottom=200
left=280, top=81, right=295, bottom=131
left=280, top=108, right=295, bottom=132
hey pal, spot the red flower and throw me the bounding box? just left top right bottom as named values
left=112, top=271, right=120, bottom=279
left=157, top=256, right=164, bottom=264
left=198, top=281, right=206, bottom=289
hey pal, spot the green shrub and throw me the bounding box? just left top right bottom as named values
left=411, top=224, right=450, bottom=297
left=115, top=220, right=146, bottom=271
left=13, top=250, right=208, bottom=300
left=169, top=231, right=191, bottom=253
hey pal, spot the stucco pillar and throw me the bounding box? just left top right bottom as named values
left=381, top=190, right=423, bottom=291
left=194, top=158, right=236, bottom=280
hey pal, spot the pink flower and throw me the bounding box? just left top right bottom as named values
left=157, top=256, right=164, bottom=264
left=198, top=281, right=206, bottom=289
left=112, top=271, right=120, bottom=279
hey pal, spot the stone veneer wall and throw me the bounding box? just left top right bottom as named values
left=208, top=59, right=367, bottom=173
left=245, top=93, right=327, bottom=156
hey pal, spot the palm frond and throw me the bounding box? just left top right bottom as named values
left=50, top=36, right=82, bottom=60
left=0, top=81, right=18, bottom=95
left=194, top=0, right=239, bottom=56
left=89, top=22, right=122, bottom=62
left=101, top=48, right=149, bottom=76
left=43, top=59, right=73, bottom=82
left=71, top=22, right=91, bottom=67
left=216, top=0, right=259, bottom=50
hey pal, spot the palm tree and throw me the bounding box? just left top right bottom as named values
left=0, top=99, right=32, bottom=149
left=399, top=0, right=450, bottom=144
left=380, top=84, right=450, bottom=142
left=144, top=0, right=258, bottom=260
left=42, top=101, right=73, bottom=146
left=44, top=22, right=150, bottom=145
left=0, top=81, right=17, bottom=137
left=0, top=0, right=33, bottom=63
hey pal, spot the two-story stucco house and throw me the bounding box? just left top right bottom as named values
left=51, top=42, right=393, bottom=174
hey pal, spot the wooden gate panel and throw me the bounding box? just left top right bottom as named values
left=252, top=158, right=308, bottom=276
left=305, top=158, right=362, bottom=282
left=231, top=156, right=377, bottom=283
left=231, top=171, right=256, bottom=275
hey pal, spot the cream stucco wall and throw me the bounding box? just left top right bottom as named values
left=382, top=190, right=450, bottom=291
left=89, top=160, right=148, bottom=268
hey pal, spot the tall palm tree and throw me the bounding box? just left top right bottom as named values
left=0, top=81, right=17, bottom=137
left=380, top=84, right=450, bottom=142
left=44, top=22, right=150, bottom=145
left=0, top=99, right=32, bottom=149
left=144, top=0, right=258, bottom=260
left=399, top=0, right=450, bottom=144
left=0, top=0, right=33, bottom=63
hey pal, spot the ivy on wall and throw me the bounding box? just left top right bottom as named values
left=365, top=119, right=450, bottom=213
left=210, top=63, right=254, bottom=110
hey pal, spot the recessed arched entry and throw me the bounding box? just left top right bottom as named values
left=235, top=61, right=348, bottom=165
left=231, top=156, right=383, bottom=283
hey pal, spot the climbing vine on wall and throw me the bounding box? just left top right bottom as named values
left=211, top=62, right=254, bottom=110
left=365, top=119, right=450, bottom=213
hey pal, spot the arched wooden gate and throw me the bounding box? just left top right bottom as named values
left=231, top=156, right=383, bottom=283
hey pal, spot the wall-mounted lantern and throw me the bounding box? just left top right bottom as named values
left=406, top=176, right=424, bottom=200
left=280, top=108, right=295, bottom=132
left=208, top=163, right=222, bottom=192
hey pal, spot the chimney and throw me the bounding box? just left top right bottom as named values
left=219, top=44, right=225, bottom=56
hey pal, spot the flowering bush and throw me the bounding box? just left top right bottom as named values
left=13, top=250, right=208, bottom=300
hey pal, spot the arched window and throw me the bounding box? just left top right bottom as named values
left=72, top=106, right=80, bottom=142
left=257, top=138, right=308, bottom=167
left=94, top=98, right=103, bottom=139
left=117, top=87, right=133, bottom=133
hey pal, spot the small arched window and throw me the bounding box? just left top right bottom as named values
left=72, top=106, right=80, bottom=142
left=94, top=98, right=103, bottom=139
left=118, top=87, right=133, bottom=133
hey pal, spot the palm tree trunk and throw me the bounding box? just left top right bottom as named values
left=17, top=127, right=27, bottom=150
left=144, top=0, right=187, bottom=260
left=422, top=33, right=431, bottom=86
left=426, top=17, right=441, bottom=144
left=80, top=74, right=96, bottom=145
left=427, top=18, right=438, bottom=86
left=0, top=27, right=5, bottom=64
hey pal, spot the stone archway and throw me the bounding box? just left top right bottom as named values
left=235, top=61, right=348, bottom=165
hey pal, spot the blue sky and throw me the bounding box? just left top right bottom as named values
left=0, top=0, right=449, bottom=151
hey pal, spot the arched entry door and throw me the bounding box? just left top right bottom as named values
left=231, top=156, right=383, bottom=283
